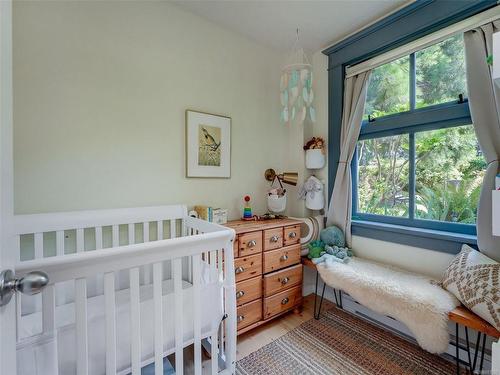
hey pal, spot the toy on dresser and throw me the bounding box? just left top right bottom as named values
left=242, top=195, right=253, bottom=220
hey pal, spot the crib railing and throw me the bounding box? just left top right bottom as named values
left=13, top=205, right=236, bottom=375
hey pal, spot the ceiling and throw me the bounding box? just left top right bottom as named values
left=173, top=0, right=410, bottom=54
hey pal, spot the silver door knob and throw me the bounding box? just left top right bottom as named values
left=235, top=266, right=245, bottom=274
left=247, top=240, right=257, bottom=248
left=281, top=297, right=289, bottom=305
left=280, top=277, right=289, bottom=285
left=0, top=269, right=49, bottom=307
left=280, top=254, right=288, bottom=261
left=237, top=315, right=245, bottom=323
left=288, top=232, right=297, bottom=239
left=270, top=235, right=279, bottom=243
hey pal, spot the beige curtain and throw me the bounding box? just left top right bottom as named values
left=326, top=71, right=371, bottom=246
left=464, top=21, right=500, bottom=262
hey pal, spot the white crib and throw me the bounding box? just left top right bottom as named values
left=12, top=204, right=236, bottom=375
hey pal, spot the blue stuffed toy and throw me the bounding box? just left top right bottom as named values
left=311, top=226, right=353, bottom=265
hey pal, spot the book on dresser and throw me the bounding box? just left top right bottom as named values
left=225, top=218, right=303, bottom=335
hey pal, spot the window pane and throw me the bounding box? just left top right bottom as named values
left=416, top=34, right=467, bottom=108
left=357, top=134, right=409, bottom=217
left=364, top=56, right=410, bottom=120
left=415, top=125, right=484, bottom=224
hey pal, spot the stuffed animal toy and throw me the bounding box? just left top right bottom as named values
left=320, top=226, right=345, bottom=248
left=311, top=226, right=353, bottom=265
left=307, top=240, right=325, bottom=259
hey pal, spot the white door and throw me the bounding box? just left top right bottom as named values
left=0, top=0, right=17, bottom=373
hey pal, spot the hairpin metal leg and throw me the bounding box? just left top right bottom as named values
left=313, top=271, right=326, bottom=320
left=333, top=288, right=339, bottom=306
left=464, top=327, right=473, bottom=373
left=455, top=323, right=460, bottom=375
left=479, top=332, right=486, bottom=374
left=472, top=332, right=482, bottom=373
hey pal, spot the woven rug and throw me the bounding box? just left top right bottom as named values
left=236, top=307, right=461, bottom=375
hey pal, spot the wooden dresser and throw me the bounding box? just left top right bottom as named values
left=225, top=218, right=303, bottom=335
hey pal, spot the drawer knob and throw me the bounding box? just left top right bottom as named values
left=236, top=290, right=245, bottom=299
left=237, top=315, right=245, bottom=323
left=270, top=235, right=279, bottom=243
left=280, top=277, right=289, bottom=285
left=235, top=266, right=245, bottom=274
left=247, top=240, right=257, bottom=248
left=280, top=254, right=289, bottom=261
left=281, top=297, right=289, bottom=305
left=288, top=232, right=297, bottom=239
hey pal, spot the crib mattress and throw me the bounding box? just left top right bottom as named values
left=17, top=274, right=223, bottom=375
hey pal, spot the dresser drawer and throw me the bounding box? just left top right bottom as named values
left=263, top=245, right=301, bottom=273
left=235, top=253, right=262, bottom=282
left=233, top=235, right=239, bottom=259
left=236, top=276, right=262, bottom=306
left=283, top=225, right=300, bottom=246
left=263, top=227, right=283, bottom=251
left=237, top=299, right=262, bottom=330
left=263, top=285, right=302, bottom=319
left=264, top=264, right=302, bottom=297
left=239, top=231, right=262, bottom=257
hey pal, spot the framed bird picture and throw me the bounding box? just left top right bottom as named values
left=185, top=110, right=231, bottom=178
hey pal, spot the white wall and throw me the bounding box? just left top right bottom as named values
left=13, top=1, right=290, bottom=218
left=309, top=50, right=455, bottom=279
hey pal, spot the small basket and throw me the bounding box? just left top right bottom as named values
left=267, top=176, right=287, bottom=213
left=268, top=193, right=287, bottom=213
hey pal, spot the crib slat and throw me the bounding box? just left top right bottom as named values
left=143, top=222, right=151, bottom=284
left=130, top=267, right=141, bottom=375
left=181, top=218, right=187, bottom=237
left=217, top=249, right=224, bottom=354
left=170, top=220, right=176, bottom=239
left=95, top=227, right=103, bottom=250
left=56, top=231, right=65, bottom=256
left=104, top=272, right=117, bottom=375
left=143, top=222, right=149, bottom=242
left=75, top=278, right=89, bottom=375
left=128, top=223, right=135, bottom=244
left=16, top=294, right=21, bottom=341
left=153, top=263, right=163, bottom=375
left=173, top=258, right=183, bottom=375
left=157, top=221, right=163, bottom=241
left=192, top=255, right=202, bottom=375
left=112, top=225, right=119, bottom=247
left=211, top=330, right=218, bottom=375
left=42, top=284, right=56, bottom=333
left=34, top=232, right=43, bottom=259
left=76, top=229, right=84, bottom=253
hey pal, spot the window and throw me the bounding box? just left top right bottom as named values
left=353, top=35, right=484, bottom=235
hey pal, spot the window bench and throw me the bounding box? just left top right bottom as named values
left=302, top=256, right=500, bottom=374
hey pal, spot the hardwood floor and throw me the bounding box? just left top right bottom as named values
left=236, top=293, right=333, bottom=360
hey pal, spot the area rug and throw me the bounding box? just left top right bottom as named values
left=236, top=306, right=462, bottom=375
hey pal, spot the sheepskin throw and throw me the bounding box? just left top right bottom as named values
left=317, top=257, right=460, bottom=353
left=442, top=244, right=500, bottom=331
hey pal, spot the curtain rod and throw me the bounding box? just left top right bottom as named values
left=346, top=5, right=500, bottom=78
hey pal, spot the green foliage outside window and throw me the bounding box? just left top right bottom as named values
left=357, top=35, right=485, bottom=226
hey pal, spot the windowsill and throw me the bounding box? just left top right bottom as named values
left=351, top=220, right=477, bottom=254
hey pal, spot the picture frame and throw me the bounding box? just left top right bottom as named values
left=185, top=110, right=231, bottom=178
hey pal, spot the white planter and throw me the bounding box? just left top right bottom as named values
left=305, top=149, right=325, bottom=169
left=267, top=193, right=287, bottom=213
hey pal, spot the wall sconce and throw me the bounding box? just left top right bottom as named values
left=264, top=169, right=298, bottom=186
